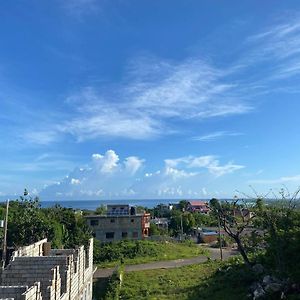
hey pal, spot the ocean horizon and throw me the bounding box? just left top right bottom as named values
left=1, top=198, right=257, bottom=210
left=39, top=199, right=184, bottom=210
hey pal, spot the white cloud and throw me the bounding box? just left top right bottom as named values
left=206, top=161, right=244, bottom=177
left=40, top=150, right=145, bottom=199
left=36, top=55, right=253, bottom=143
left=188, top=156, right=216, bottom=168
left=66, top=56, right=251, bottom=138
left=245, top=15, right=300, bottom=82
left=193, top=131, right=243, bottom=142
left=129, top=58, right=251, bottom=119
left=92, top=150, right=120, bottom=173
left=63, top=92, right=162, bottom=140
left=165, top=155, right=244, bottom=177
left=71, top=178, right=81, bottom=185
left=24, top=130, right=60, bottom=145
left=124, top=156, right=144, bottom=175
left=9, top=15, right=300, bottom=146
left=164, top=166, right=197, bottom=179
left=40, top=150, right=244, bottom=199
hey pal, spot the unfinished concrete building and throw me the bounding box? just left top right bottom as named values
left=0, top=238, right=94, bottom=300
left=85, top=204, right=150, bottom=243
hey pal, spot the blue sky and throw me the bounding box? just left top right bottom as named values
left=1, top=1, right=300, bottom=200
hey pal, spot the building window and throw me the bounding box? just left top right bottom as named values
left=132, top=232, right=138, bottom=238
left=122, top=232, right=128, bottom=238
left=110, top=219, right=115, bottom=223
left=131, top=219, right=134, bottom=223
left=90, top=220, right=99, bottom=226
left=106, top=232, right=115, bottom=239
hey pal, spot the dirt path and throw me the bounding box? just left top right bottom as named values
left=93, top=247, right=238, bottom=278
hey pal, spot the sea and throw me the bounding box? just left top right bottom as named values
left=40, top=199, right=181, bottom=210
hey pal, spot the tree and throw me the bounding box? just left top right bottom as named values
left=255, top=189, right=300, bottom=279
left=95, top=204, right=107, bottom=215
left=6, top=194, right=92, bottom=249
left=209, top=198, right=255, bottom=266
left=152, top=204, right=171, bottom=218
left=178, top=200, right=189, bottom=211
left=182, top=212, right=196, bottom=233
left=193, top=212, right=218, bottom=227
left=169, top=210, right=196, bottom=236
left=7, top=197, right=55, bottom=247
left=169, top=210, right=182, bottom=236
left=45, top=204, right=92, bottom=248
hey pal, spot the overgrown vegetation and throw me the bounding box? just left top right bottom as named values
left=102, top=265, right=124, bottom=300
left=0, top=195, right=92, bottom=249
left=208, top=191, right=300, bottom=298
left=119, top=258, right=254, bottom=300
left=255, top=195, right=300, bottom=282
left=94, top=239, right=208, bottom=268
left=209, top=197, right=256, bottom=265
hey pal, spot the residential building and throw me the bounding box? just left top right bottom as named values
left=85, top=204, right=150, bottom=242
left=187, top=201, right=210, bottom=214
left=0, top=238, right=94, bottom=300
left=150, top=217, right=169, bottom=230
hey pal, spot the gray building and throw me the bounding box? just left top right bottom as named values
left=0, top=238, right=94, bottom=300
left=85, top=204, right=150, bottom=242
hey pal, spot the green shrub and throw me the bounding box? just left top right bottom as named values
left=94, top=239, right=208, bottom=267
left=94, top=240, right=160, bottom=263
left=104, top=265, right=124, bottom=300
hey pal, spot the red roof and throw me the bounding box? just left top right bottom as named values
left=189, top=201, right=208, bottom=206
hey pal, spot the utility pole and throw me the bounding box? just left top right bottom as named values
left=2, top=199, right=9, bottom=269
left=218, top=215, right=223, bottom=261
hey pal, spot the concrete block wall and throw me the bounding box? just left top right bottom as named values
left=0, top=239, right=94, bottom=300
left=12, top=240, right=47, bottom=258
left=0, top=286, right=28, bottom=300
left=0, top=282, right=42, bottom=300
left=1, top=256, right=69, bottom=299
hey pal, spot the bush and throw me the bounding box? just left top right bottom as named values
left=104, top=265, right=124, bottom=300
left=94, top=240, right=161, bottom=264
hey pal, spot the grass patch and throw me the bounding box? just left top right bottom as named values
left=95, top=240, right=209, bottom=268
left=119, top=259, right=255, bottom=300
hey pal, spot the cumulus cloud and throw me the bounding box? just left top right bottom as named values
left=40, top=150, right=244, bottom=199
left=164, top=166, right=197, bottom=179
left=92, top=150, right=119, bottom=173
left=124, top=156, right=145, bottom=175
left=40, top=150, right=144, bottom=199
